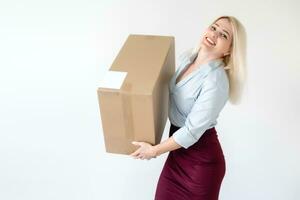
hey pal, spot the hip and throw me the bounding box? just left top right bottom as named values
left=169, top=123, right=225, bottom=164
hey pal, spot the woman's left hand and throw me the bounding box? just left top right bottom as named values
left=130, top=141, right=157, bottom=160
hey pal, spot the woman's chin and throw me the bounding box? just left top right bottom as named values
left=201, top=43, right=214, bottom=50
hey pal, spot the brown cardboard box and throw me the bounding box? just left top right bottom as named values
left=97, top=34, right=175, bottom=155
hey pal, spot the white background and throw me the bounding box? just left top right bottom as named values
left=0, top=0, right=299, bottom=199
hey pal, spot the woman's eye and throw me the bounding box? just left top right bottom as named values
left=210, top=26, right=216, bottom=30
left=221, top=33, right=228, bottom=39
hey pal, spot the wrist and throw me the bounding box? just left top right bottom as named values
left=153, top=145, right=160, bottom=157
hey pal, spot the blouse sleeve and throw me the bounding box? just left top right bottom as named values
left=171, top=74, right=229, bottom=149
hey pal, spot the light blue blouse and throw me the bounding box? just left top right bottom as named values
left=168, top=50, right=229, bottom=149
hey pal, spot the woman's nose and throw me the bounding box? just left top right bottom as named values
left=212, top=31, right=218, bottom=39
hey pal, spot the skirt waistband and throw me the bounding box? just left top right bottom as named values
left=169, top=123, right=217, bottom=139
left=170, top=123, right=216, bottom=131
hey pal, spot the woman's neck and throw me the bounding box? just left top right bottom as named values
left=193, top=48, right=223, bottom=66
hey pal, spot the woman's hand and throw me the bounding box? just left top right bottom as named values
left=130, top=141, right=157, bottom=160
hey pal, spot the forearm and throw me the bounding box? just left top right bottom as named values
left=153, top=136, right=182, bottom=157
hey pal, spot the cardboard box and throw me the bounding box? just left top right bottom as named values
left=97, top=34, right=175, bottom=155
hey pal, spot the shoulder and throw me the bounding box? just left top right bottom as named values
left=177, top=48, right=194, bottom=63
left=175, top=48, right=194, bottom=72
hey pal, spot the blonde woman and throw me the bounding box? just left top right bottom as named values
left=130, top=15, right=247, bottom=200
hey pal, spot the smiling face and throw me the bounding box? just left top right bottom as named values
left=200, top=18, right=233, bottom=58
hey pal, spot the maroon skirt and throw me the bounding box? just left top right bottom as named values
left=154, top=123, right=226, bottom=200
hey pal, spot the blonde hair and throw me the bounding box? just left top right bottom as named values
left=190, top=15, right=247, bottom=105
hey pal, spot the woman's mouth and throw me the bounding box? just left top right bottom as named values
left=205, top=37, right=216, bottom=46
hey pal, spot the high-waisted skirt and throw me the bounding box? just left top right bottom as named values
left=154, top=123, right=226, bottom=200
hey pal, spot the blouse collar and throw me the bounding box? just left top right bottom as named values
left=188, top=51, right=224, bottom=69
left=172, top=52, right=224, bottom=89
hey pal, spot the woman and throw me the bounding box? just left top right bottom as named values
left=130, top=15, right=247, bottom=200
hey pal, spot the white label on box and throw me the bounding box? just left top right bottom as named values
left=98, top=70, right=128, bottom=89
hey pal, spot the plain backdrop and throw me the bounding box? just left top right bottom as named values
left=0, top=0, right=299, bottom=199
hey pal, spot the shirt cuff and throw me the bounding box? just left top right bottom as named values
left=172, top=126, right=197, bottom=149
